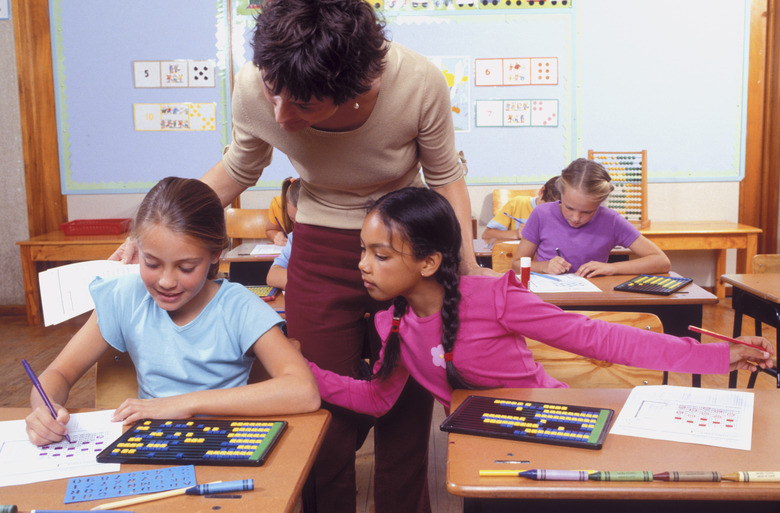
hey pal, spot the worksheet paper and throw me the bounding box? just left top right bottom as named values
left=250, top=243, right=284, bottom=256
left=39, top=260, right=140, bottom=326
left=528, top=273, right=602, bottom=293
left=609, top=385, right=754, bottom=450
left=0, top=410, right=122, bottom=487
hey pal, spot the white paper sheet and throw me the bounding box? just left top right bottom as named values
left=609, top=385, right=754, bottom=450
left=0, top=410, right=122, bottom=487
left=39, top=260, right=140, bottom=326
left=249, top=243, right=285, bottom=256
left=528, top=273, right=602, bottom=293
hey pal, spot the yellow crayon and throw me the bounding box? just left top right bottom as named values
left=721, top=471, right=780, bottom=482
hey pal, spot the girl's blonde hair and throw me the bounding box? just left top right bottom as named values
left=132, top=177, right=228, bottom=279
left=557, top=158, right=614, bottom=204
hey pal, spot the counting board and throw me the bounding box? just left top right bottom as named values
left=96, top=419, right=287, bottom=466
left=588, top=150, right=649, bottom=229
left=246, top=285, right=279, bottom=302
left=614, top=274, right=692, bottom=296
left=440, top=395, right=614, bottom=450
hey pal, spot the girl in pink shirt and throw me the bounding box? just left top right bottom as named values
left=309, top=187, right=774, bottom=416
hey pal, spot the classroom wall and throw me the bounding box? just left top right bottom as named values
left=0, top=10, right=28, bottom=308
left=0, top=0, right=754, bottom=307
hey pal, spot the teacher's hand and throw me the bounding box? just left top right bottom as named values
left=109, top=237, right=139, bottom=264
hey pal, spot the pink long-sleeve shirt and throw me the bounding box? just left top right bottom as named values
left=310, top=272, right=729, bottom=416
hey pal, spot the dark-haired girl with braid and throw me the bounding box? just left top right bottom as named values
left=308, top=187, right=773, bottom=416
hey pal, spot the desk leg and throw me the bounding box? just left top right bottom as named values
left=714, top=249, right=727, bottom=299
left=18, top=245, right=42, bottom=326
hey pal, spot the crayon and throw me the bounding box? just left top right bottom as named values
left=653, top=471, right=721, bottom=482
left=480, top=469, right=592, bottom=480
left=588, top=471, right=653, bottom=481
left=22, top=359, right=72, bottom=443
left=185, top=479, right=254, bottom=495
left=721, top=471, right=780, bottom=482
left=0, top=506, right=17, bottom=513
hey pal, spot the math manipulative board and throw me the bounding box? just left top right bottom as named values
left=65, top=465, right=196, bottom=504
left=613, top=275, right=693, bottom=296
left=96, top=419, right=287, bottom=466
left=246, top=285, right=279, bottom=302
left=440, top=395, right=614, bottom=450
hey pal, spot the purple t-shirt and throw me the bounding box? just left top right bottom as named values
left=521, top=201, right=640, bottom=272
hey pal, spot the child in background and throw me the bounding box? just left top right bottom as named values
left=514, top=158, right=670, bottom=277
left=481, top=176, right=560, bottom=243
left=26, top=177, right=319, bottom=446
left=265, top=177, right=300, bottom=247
left=307, top=187, right=772, bottom=416
left=266, top=179, right=301, bottom=290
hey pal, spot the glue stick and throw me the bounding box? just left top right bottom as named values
left=520, top=257, right=531, bottom=288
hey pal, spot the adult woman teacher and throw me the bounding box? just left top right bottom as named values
left=113, top=1, right=486, bottom=512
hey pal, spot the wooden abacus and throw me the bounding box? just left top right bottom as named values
left=588, top=150, right=650, bottom=229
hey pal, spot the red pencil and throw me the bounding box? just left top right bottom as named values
left=688, top=325, right=766, bottom=351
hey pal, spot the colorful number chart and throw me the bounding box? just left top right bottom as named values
left=96, top=419, right=287, bottom=466
left=589, top=150, right=649, bottom=228
left=65, top=465, right=196, bottom=504
left=440, top=395, right=614, bottom=450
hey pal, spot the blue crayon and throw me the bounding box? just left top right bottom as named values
left=185, top=479, right=254, bottom=495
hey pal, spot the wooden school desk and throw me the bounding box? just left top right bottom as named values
left=17, top=231, right=128, bottom=326
left=639, top=221, right=762, bottom=299
left=720, top=273, right=780, bottom=388
left=446, top=388, right=780, bottom=513
left=1, top=407, right=330, bottom=513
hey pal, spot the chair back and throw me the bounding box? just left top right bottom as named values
left=95, top=347, right=138, bottom=409
left=225, top=208, right=270, bottom=247
left=492, top=188, right=537, bottom=217
left=524, top=310, right=665, bottom=388
left=752, top=254, right=780, bottom=274
left=492, top=241, right=520, bottom=274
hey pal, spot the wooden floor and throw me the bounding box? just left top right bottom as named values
left=2, top=299, right=777, bottom=513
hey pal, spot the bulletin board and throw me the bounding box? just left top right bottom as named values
left=51, top=0, right=751, bottom=194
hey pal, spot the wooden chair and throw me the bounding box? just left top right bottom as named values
left=492, top=241, right=521, bottom=274
left=752, top=254, right=780, bottom=273
left=225, top=208, right=270, bottom=249
left=524, top=311, right=666, bottom=388
left=492, top=188, right=537, bottom=217
left=95, top=347, right=138, bottom=409
left=221, top=208, right=271, bottom=278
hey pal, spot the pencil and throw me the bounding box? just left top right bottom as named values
left=22, top=359, right=72, bottom=443
left=274, top=216, right=288, bottom=236
left=503, top=212, right=524, bottom=226
left=688, top=326, right=766, bottom=351
left=90, top=481, right=223, bottom=510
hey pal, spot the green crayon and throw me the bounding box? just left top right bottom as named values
left=589, top=471, right=653, bottom=481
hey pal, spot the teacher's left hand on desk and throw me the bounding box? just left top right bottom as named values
left=727, top=336, right=775, bottom=372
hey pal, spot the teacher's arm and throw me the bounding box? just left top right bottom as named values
left=201, top=160, right=250, bottom=208
left=434, top=178, right=497, bottom=277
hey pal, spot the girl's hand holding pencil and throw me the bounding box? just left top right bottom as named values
left=689, top=326, right=776, bottom=372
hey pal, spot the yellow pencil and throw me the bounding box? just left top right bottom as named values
left=90, top=480, right=223, bottom=510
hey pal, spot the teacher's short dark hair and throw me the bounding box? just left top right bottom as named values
left=252, top=0, right=389, bottom=106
